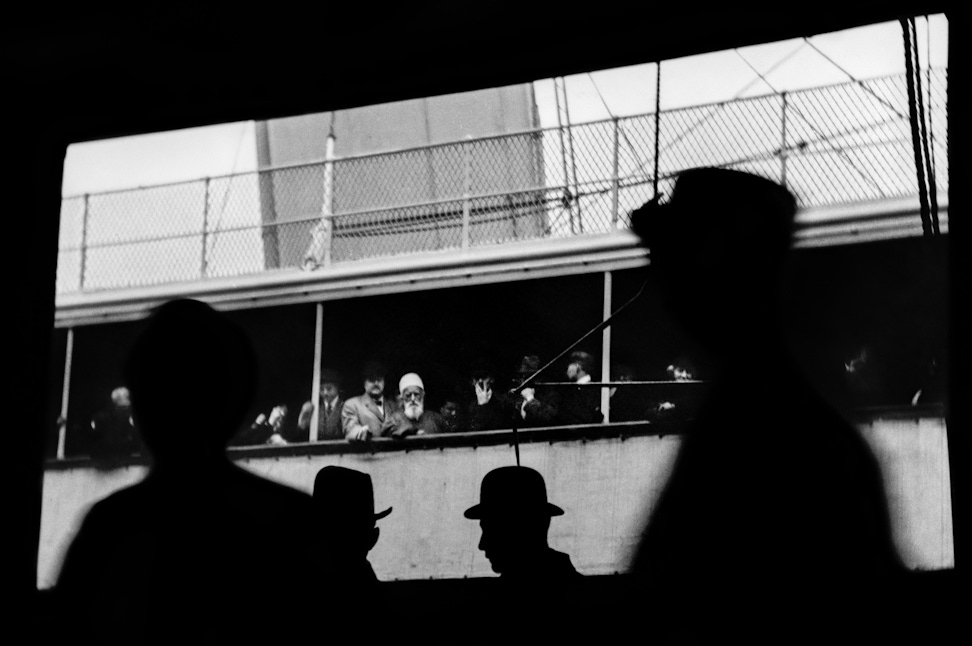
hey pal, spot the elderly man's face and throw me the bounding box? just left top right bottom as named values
left=402, top=387, right=425, bottom=420
left=365, top=377, right=385, bottom=397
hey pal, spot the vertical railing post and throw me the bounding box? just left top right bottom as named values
left=309, top=302, right=324, bottom=442
left=201, top=177, right=210, bottom=278
left=323, top=131, right=336, bottom=268
left=611, top=117, right=620, bottom=227
left=601, top=271, right=613, bottom=424
left=780, top=91, right=789, bottom=188
left=462, top=136, right=472, bottom=251
left=553, top=78, right=574, bottom=234
left=79, top=194, right=89, bottom=290
left=57, top=328, right=74, bottom=460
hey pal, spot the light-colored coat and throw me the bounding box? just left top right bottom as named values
left=341, top=394, right=397, bottom=440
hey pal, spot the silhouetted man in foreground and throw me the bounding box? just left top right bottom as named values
left=55, top=299, right=316, bottom=645
left=465, top=466, right=580, bottom=581
left=311, top=465, right=391, bottom=586
left=463, top=466, right=581, bottom=639
left=624, top=168, right=910, bottom=644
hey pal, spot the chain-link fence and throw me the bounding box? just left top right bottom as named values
left=57, top=69, right=948, bottom=293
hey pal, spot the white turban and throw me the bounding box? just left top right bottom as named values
left=399, top=372, right=425, bottom=393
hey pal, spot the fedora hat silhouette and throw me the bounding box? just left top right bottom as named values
left=464, top=466, right=564, bottom=519
left=313, top=466, right=392, bottom=524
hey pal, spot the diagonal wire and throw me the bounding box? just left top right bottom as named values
left=586, top=72, right=652, bottom=182
left=660, top=42, right=806, bottom=158
left=802, top=38, right=909, bottom=121
left=206, top=121, right=251, bottom=259
left=734, top=49, right=884, bottom=195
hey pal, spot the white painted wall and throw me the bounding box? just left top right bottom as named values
left=37, top=416, right=954, bottom=589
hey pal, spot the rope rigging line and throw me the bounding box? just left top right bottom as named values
left=653, top=62, right=661, bottom=198
left=924, top=16, right=938, bottom=186
left=915, top=16, right=939, bottom=235
left=901, top=17, right=932, bottom=236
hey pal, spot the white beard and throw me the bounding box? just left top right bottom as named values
left=404, top=402, right=424, bottom=421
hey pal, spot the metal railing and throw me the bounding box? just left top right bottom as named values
left=57, top=69, right=948, bottom=294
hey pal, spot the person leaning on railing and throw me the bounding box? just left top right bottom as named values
left=341, top=361, right=397, bottom=442
left=465, top=364, right=506, bottom=433
left=297, top=368, right=345, bottom=441
left=555, top=351, right=603, bottom=426
left=500, top=354, right=558, bottom=428
left=388, top=372, right=449, bottom=438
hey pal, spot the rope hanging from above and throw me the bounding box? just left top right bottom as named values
left=901, top=16, right=939, bottom=237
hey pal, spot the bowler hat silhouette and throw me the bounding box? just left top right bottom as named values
left=313, top=466, right=392, bottom=524
left=464, top=466, right=564, bottom=519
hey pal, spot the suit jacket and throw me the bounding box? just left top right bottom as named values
left=341, top=394, right=396, bottom=440
left=296, top=397, right=344, bottom=441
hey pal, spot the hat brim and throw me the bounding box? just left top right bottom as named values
left=375, top=506, right=393, bottom=521
left=463, top=502, right=564, bottom=519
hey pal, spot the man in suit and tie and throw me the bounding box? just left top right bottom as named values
left=341, top=361, right=396, bottom=441
left=296, top=368, right=345, bottom=441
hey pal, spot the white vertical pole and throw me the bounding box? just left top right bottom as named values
left=309, top=303, right=324, bottom=442
left=322, top=130, right=336, bottom=268
left=601, top=271, right=612, bottom=423
left=57, top=328, right=74, bottom=459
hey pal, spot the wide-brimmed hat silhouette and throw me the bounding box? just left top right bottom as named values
left=313, top=466, right=392, bottom=524
left=464, top=466, right=564, bottom=519
left=632, top=167, right=796, bottom=262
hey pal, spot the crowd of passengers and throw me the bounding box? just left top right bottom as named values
left=67, top=338, right=945, bottom=459
left=69, top=352, right=703, bottom=459
left=234, top=352, right=703, bottom=446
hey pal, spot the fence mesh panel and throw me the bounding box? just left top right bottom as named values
left=56, top=70, right=948, bottom=294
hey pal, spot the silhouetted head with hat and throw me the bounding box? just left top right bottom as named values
left=123, top=298, right=257, bottom=471
left=631, top=167, right=797, bottom=359
left=313, top=466, right=391, bottom=560
left=465, top=466, right=578, bottom=580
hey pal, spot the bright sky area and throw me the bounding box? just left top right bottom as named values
left=61, top=15, right=947, bottom=197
